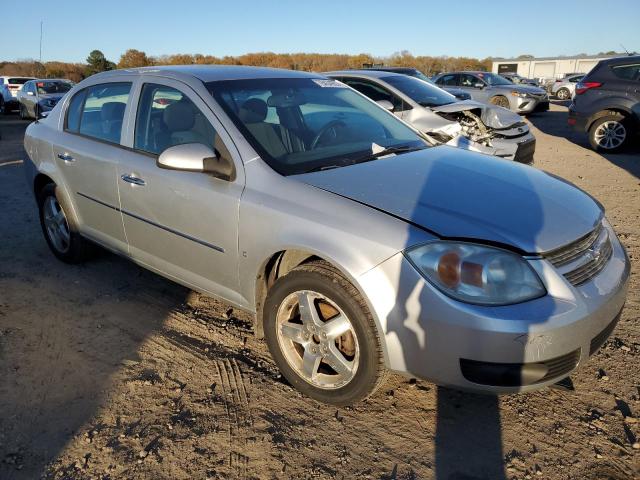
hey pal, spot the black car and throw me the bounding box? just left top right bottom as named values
left=361, top=67, right=472, bottom=101
left=568, top=56, right=640, bottom=152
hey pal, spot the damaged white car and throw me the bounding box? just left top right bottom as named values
left=326, top=70, right=536, bottom=164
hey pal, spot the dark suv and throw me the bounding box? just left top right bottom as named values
left=568, top=55, right=640, bottom=152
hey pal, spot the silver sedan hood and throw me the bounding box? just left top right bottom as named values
left=296, top=146, right=602, bottom=253
left=431, top=100, right=525, bottom=129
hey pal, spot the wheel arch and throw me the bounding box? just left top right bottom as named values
left=586, top=106, right=637, bottom=132
left=252, top=249, right=380, bottom=344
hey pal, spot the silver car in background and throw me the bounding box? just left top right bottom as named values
left=23, top=66, right=629, bottom=405
left=17, top=79, right=74, bottom=119
left=433, top=71, right=549, bottom=114
left=550, top=74, right=584, bottom=100
left=326, top=70, right=536, bottom=163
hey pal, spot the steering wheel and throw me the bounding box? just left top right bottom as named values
left=310, top=120, right=347, bottom=150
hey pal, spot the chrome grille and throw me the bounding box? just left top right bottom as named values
left=545, top=223, right=603, bottom=267
left=544, top=222, right=613, bottom=286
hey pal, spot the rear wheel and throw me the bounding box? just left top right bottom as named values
left=490, top=95, right=510, bottom=109
left=589, top=114, right=629, bottom=152
left=37, top=183, right=90, bottom=263
left=263, top=261, right=386, bottom=405
left=556, top=88, right=571, bottom=100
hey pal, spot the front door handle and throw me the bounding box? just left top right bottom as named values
left=121, top=174, right=146, bottom=186
left=57, top=153, right=75, bottom=162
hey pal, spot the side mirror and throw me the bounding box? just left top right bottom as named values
left=376, top=99, right=395, bottom=111
left=474, top=82, right=485, bottom=89
left=27, top=91, right=34, bottom=96
left=157, top=143, right=235, bottom=181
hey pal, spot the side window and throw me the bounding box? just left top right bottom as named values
left=135, top=83, right=222, bottom=156
left=65, top=89, right=86, bottom=132
left=341, top=78, right=408, bottom=112
left=78, top=82, right=132, bottom=144
left=611, top=64, right=640, bottom=81
left=459, top=74, right=481, bottom=87
left=437, top=74, right=458, bottom=86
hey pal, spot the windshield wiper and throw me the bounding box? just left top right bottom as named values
left=304, top=164, right=345, bottom=173
left=350, top=144, right=426, bottom=165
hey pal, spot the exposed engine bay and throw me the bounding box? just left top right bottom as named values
left=403, top=100, right=535, bottom=163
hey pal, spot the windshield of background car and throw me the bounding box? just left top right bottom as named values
left=476, top=72, right=513, bottom=86
left=208, top=78, right=426, bottom=176
left=36, top=81, right=73, bottom=95
left=382, top=75, right=456, bottom=107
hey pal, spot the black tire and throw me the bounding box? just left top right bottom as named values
left=37, top=183, right=90, bottom=263
left=556, top=88, right=571, bottom=100
left=490, top=95, right=510, bottom=109
left=588, top=113, right=629, bottom=153
left=263, top=260, right=386, bottom=405
left=1, top=98, right=11, bottom=115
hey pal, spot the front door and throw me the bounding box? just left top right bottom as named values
left=116, top=79, right=244, bottom=304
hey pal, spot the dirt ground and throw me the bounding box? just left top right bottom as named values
left=0, top=102, right=638, bottom=480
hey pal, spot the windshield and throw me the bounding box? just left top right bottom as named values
left=36, top=81, right=73, bottom=95
left=208, top=78, right=427, bottom=176
left=382, top=74, right=456, bottom=107
left=408, top=70, right=434, bottom=83
left=476, top=72, right=513, bottom=86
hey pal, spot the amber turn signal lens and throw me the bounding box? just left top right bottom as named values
left=437, top=251, right=461, bottom=288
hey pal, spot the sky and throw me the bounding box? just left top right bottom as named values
left=2, top=0, right=639, bottom=63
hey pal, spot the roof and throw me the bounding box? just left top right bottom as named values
left=89, top=65, right=322, bottom=82
left=323, top=69, right=402, bottom=79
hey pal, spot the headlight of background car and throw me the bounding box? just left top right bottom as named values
left=511, top=91, right=529, bottom=98
left=405, top=242, right=545, bottom=305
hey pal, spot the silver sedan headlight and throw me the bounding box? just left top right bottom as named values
left=405, top=242, right=546, bottom=305
left=510, top=91, right=529, bottom=98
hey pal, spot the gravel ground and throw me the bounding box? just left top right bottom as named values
left=0, top=102, right=638, bottom=480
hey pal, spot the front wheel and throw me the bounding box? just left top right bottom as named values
left=589, top=114, right=629, bottom=152
left=263, top=261, right=386, bottom=405
left=556, top=88, right=571, bottom=100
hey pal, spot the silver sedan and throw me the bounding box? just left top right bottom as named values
left=24, top=66, right=629, bottom=405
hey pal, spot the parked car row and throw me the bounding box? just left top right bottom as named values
left=23, top=65, right=630, bottom=405
left=325, top=70, right=536, bottom=163
left=1, top=76, right=74, bottom=118
left=0, top=76, right=33, bottom=114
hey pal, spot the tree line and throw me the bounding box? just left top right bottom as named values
left=0, top=49, right=492, bottom=81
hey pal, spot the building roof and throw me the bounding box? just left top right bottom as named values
left=492, top=53, right=624, bottom=63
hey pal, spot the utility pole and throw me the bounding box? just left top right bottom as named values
left=39, top=21, right=43, bottom=76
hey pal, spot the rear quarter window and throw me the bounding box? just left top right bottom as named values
left=611, top=64, right=640, bottom=81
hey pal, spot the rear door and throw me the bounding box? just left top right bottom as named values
left=116, top=78, right=245, bottom=303
left=50, top=81, right=132, bottom=253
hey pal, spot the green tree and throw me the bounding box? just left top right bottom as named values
left=86, top=50, right=115, bottom=76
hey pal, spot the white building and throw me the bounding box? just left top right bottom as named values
left=491, top=54, right=621, bottom=80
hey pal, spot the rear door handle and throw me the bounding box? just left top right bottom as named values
left=57, top=153, right=75, bottom=162
left=121, top=174, right=146, bottom=186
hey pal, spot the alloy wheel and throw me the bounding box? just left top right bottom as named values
left=594, top=121, right=626, bottom=150
left=276, top=290, right=359, bottom=389
left=43, top=195, right=71, bottom=253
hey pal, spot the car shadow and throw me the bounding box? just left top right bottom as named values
left=381, top=148, right=560, bottom=479
left=527, top=105, right=640, bottom=181
left=0, top=160, right=190, bottom=479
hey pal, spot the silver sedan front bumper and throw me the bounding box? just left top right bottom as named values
left=512, top=94, right=550, bottom=114
left=358, top=225, right=630, bottom=393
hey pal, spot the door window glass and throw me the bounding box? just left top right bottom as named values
left=78, top=82, right=132, bottom=144
left=135, top=83, right=219, bottom=155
